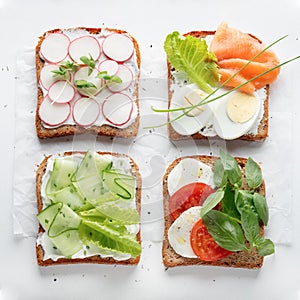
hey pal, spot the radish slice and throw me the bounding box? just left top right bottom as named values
left=74, top=66, right=102, bottom=97
left=72, top=97, right=100, bottom=127
left=102, top=34, right=134, bottom=62
left=40, top=33, right=70, bottom=63
left=102, top=93, right=133, bottom=126
left=39, top=96, right=71, bottom=126
left=48, top=81, right=76, bottom=104
left=107, top=64, right=133, bottom=92
left=40, top=64, right=60, bottom=90
left=68, top=36, right=101, bottom=64
left=98, top=59, right=119, bottom=76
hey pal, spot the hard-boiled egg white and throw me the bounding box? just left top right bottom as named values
left=212, top=89, right=261, bottom=140
left=168, top=206, right=202, bottom=258
left=169, top=84, right=214, bottom=136
left=167, top=158, right=214, bottom=196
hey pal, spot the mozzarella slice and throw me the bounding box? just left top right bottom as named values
left=213, top=90, right=261, bottom=140
left=168, top=206, right=202, bottom=258
left=169, top=84, right=214, bottom=135
left=167, top=158, right=214, bottom=196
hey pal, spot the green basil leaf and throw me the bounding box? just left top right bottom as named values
left=255, top=238, right=275, bottom=256
left=202, top=210, right=247, bottom=252
left=235, top=190, right=255, bottom=215
left=240, top=205, right=261, bottom=247
left=245, top=157, right=263, bottom=189
left=200, top=189, right=224, bottom=217
left=253, top=193, right=269, bottom=225
left=213, top=159, right=227, bottom=188
left=75, top=80, right=97, bottom=89
left=222, top=184, right=240, bottom=220
left=220, top=150, right=242, bottom=188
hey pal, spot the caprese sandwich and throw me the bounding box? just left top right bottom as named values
left=162, top=151, right=274, bottom=269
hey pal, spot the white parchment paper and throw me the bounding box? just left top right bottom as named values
left=13, top=43, right=293, bottom=246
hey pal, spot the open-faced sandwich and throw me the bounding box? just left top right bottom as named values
left=36, top=151, right=142, bottom=266
left=163, top=22, right=281, bottom=141
left=162, top=151, right=274, bottom=269
left=35, top=28, right=140, bottom=139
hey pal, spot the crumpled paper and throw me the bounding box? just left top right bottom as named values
left=13, top=43, right=293, bottom=245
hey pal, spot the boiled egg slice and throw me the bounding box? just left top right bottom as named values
left=169, top=84, right=214, bottom=135
left=167, top=158, right=214, bottom=196
left=213, top=90, right=261, bottom=140
left=168, top=206, right=201, bottom=258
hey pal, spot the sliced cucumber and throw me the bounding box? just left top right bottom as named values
left=47, top=184, right=85, bottom=210
left=37, top=202, right=62, bottom=231
left=46, top=158, right=78, bottom=194
left=50, top=229, right=82, bottom=257
left=94, top=153, right=113, bottom=173
left=102, top=170, right=135, bottom=200
left=74, top=151, right=100, bottom=181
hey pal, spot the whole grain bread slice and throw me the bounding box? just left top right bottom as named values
left=36, top=28, right=141, bottom=139
left=36, top=151, right=142, bottom=266
left=167, top=31, right=269, bottom=141
left=162, top=155, right=265, bottom=269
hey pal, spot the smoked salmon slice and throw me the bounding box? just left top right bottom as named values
left=210, top=23, right=280, bottom=93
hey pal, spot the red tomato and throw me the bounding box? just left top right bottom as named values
left=190, top=219, right=232, bottom=261
left=169, top=182, right=214, bottom=221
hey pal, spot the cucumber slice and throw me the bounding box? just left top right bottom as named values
left=46, top=158, right=78, bottom=194
left=50, top=229, right=82, bottom=257
left=94, top=153, right=113, bottom=173
left=47, top=184, right=85, bottom=210
left=74, top=151, right=100, bottom=181
left=102, top=170, right=135, bottom=200
left=37, top=202, right=62, bottom=231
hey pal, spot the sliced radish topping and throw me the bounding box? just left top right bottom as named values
left=102, top=93, right=133, bottom=126
left=72, top=97, right=100, bottom=127
left=98, top=59, right=119, bottom=76
left=68, top=36, right=101, bottom=64
left=40, top=64, right=60, bottom=90
left=107, top=64, right=133, bottom=92
left=40, top=33, right=70, bottom=63
left=102, top=34, right=134, bottom=62
left=74, top=66, right=102, bottom=97
left=39, top=96, right=71, bottom=126
left=48, top=81, right=76, bottom=104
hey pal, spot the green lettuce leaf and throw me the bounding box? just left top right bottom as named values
left=79, top=221, right=141, bottom=258
left=164, top=31, right=219, bottom=93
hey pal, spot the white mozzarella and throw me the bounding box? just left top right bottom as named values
left=169, top=84, right=214, bottom=135
left=213, top=90, right=261, bottom=140
left=167, top=158, right=214, bottom=196
left=168, top=206, right=202, bottom=258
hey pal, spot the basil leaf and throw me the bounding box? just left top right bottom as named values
left=255, top=238, right=275, bottom=256
left=235, top=190, right=255, bottom=215
left=200, top=189, right=224, bottom=217
left=240, top=205, right=261, bottom=247
left=220, top=150, right=242, bottom=188
left=202, top=210, right=247, bottom=251
left=245, top=157, right=263, bottom=189
left=213, top=159, right=227, bottom=188
left=253, top=193, right=269, bottom=225
left=222, top=184, right=240, bottom=220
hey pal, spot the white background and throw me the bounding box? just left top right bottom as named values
left=1, top=0, right=300, bottom=299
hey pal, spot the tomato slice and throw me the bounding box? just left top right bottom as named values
left=190, top=218, right=232, bottom=261
left=169, top=182, right=214, bottom=221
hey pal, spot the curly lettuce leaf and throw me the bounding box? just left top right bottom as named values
left=164, top=31, right=219, bottom=93
left=79, top=221, right=141, bottom=258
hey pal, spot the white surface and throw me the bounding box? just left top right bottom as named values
left=1, top=0, right=300, bottom=299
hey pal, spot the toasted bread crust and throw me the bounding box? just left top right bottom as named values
left=35, top=28, right=141, bottom=139
left=167, top=30, right=269, bottom=141
left=162, top=155, right=265, bottom=269
left=36, top=151, right=142, bottom=266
